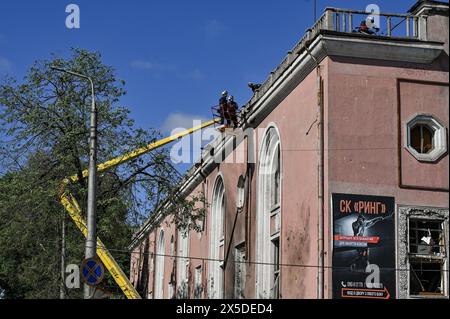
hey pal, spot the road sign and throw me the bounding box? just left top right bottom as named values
left=81, top=258, right=105, bottom=286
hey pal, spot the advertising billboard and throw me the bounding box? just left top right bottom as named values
left=332, top=193, right=396, bottom=299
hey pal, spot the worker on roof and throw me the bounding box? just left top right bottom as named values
left=227, top=95, right=239, bottom=128
left=354, top=17, right=379, bottom=35
left=219, top=90, right=228, bottom=125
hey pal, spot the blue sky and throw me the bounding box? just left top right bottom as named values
left=0, top=0, right=432, bottom=170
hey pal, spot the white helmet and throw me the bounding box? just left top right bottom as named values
left=228, top=95, right=234, bottom=102
left=221, top=90, right=228, bottom=96
left=366, top=15, right=375, bottom=28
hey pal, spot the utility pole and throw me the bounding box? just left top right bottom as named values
left=51, top=66, right=98, bottom=299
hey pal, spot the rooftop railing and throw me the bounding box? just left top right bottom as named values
left=321, top=7, right=424, bottom=39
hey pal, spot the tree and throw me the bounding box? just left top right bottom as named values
left=0, top=48, right=202, bottom=298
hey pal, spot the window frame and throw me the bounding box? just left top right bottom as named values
left=256, top=125, right=282, bottom=299
left=408, top=217, right=446, bottom=297
left=234, top=242, right=246, bottom=299
left=154, top=229, right=165, bottom=299
left=408, top=218, right=445, bottom=257
left=397, top=205, right=449, bottom=299
left=270, top=144, right=281, bottom=210
left=271, top=236, right=281, bottom=299
left=208, top=175, right=225, bottom=299
left=405, top=114, right=447, bottom=162
left=176, top=229, right=189, bottom=299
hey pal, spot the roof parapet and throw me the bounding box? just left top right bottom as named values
left=408, top=0, right=449, bottom=14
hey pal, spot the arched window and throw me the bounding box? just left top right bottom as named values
left=256, top=126, right=281, bottom=298
left=154, top=229, right=165, bottom=299
left=208, top=176, right=225, bottom=298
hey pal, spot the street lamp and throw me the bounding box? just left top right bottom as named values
left=51, top=66, right=98, bottom=299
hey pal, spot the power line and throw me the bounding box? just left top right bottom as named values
left=97, top=246, right=449, bottom=273
left=18, top=235, right=447, bottom=274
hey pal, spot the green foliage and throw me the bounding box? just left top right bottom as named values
left=0, top=48, right=202, bottom=299
left=0, top=161, right=62, bottom=298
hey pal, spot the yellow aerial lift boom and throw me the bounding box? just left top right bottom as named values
left=59, top=119, right=219, bottom=299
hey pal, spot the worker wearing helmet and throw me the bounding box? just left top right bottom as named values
left=354, top=16, right=379, bottom=35
left=218, top=90, right=228, bottom=125
left=227, top=95, right=239, bottom=128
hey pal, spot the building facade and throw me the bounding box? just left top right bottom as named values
left=129, top=1, right=449, bottom=299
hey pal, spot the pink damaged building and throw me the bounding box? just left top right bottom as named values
left=129, top=1, right=449, bottom=299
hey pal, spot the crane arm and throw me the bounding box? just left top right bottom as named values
left=59, top=118, right=219, bottom=299
left=64, top=119, right=219, bottom=184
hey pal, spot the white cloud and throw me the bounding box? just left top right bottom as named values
left=205, top=19, right=227, bottom=39
left=0, top=57, right=12, bottom=73
left=131, top=59, right=205, bottom=81
left=186, top=68, right=205, bottom=81
left=162, top=112, right=210, bottom=133
left=130, top=60, right=154, bottom=70
left=130, top=59, right=175, bottom=72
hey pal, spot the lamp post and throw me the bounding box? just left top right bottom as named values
left=51, top=66, right=98, bottom=299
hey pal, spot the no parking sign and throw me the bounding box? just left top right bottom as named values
left=81, top=257, right=105, bottom=286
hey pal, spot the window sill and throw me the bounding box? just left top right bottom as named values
left=409, top=294, right=448, bottom=299
left=408, top=253, right=446, bottom=260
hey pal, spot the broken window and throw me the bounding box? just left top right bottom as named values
left=408, top=218, right=447, bottom=297
left=234, top=243, right=246, bottom=299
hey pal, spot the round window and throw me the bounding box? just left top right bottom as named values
left=406, top=114, right=447, bottom=162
